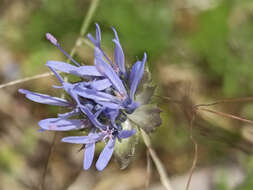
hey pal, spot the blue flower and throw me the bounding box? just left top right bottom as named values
left=19, top=24, right=151, bottom=171
left=87, top=24, right=147, bottom=113
left=62, top=124, right=136, bottom=171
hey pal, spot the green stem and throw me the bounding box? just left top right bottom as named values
left=80, top=0, right=100, bottom=36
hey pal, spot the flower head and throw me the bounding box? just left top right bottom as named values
left=19, top=24, right=160, bottom=171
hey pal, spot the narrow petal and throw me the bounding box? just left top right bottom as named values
left=18, top=89, right=70, bottom=106
left=38, top=118, right=87, bottom=131
left=87, top=23, right=101, bottom=48
left=95, top=23, right=101, bottom=42
left=112, top=27, right=120, bottom=41
left=47, top=61, right=77, bottom=73
left=47, top=61, right=102, bottom=77
left=76, top=66, right=102, bottom=77
left=80, top=106, right=106, bottom=130
left=90, top=79, right=112, bottom=91
left=94, top=47, right=127, bottom=96
left=96, top=101, right=121, bottom=109
left=118, top=129, right=136, bottom=139
left=96, top=139, right=115, bottom=171
left=103, top=108, right=119, bottom=125
left=62, top=133, right=102, bottom=144
left=57, top=109, right=79, bottom=118
left=84, top=143, right=95, bottom=170
left=112, top=28, right=126, bottom=75
left=113, top=39, right=126, bottom=76
left=75, top=86, right=118, bottom=102
left=74, top=86, right=122, bottom=109
left=87, top=33, right=97, bottom=46
left=84, top=142, right=96, bottom=170
left=47, top=65, right=64, bottom=83
left=129, top=53, right=147, bottom=99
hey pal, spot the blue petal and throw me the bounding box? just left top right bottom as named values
left=84, top=143, right=95, bottom=170
left=76, top=66, right=102, bottom=77
left=96, top=139, right=115, bottom=171
left=95, top=23, right=101, bottom=43
left=129, top=53, right=147, bottom=99
left=47, top=61, right=102, bottom=77
left=112, top=28, right=126, bottom=76
left=125, top=101, right=139, bottom=114
left=90, top=79, right=112, bottom=91
left=111, top=27, right=120, bottom=41
left=87, top=23, right=101, bottom=48
left=87, top=33, right=97, bottom=46
left=47, top=65, right=64, bottom=83
left=118, top=129, right=136, bottom=139
left=61, top=133, right=102, bottom=144
left=61, top=82, right=82, bottom=106
left=80, top=106, right=106, bottom=130
left=103, top=108, right=119, bottom=125
left=38, top=118, right=87, bottom=131
left=18, top=89, right=70, bottom=106
left=113, top=39, right=126, bottom=76
left=57, top=109, right=79, bottom=118
left=94, top=47, right=127, bottom=96
left=74, top=86, right=122, bottom=109
left=75, top=85, right=119, bottom=102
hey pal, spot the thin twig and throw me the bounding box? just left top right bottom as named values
left=0, top=36, right=95, bottom=90
left=195, top=97, right=253, bottom=108
left=154, top=94, right=182, bottom=104
left=0, top=72, right=54, bottom=89
left=0, top=0, right=99, bottom=90
left=145, top=150, right=152, bottom=188
left=61, top=166, right=83, bottom=190
left=198, top=107, right=253, bottom=125
left=141, top=129, right=173, bottom=190
left=80, top=0, right=100, bottom=36
left=185, top=114, right=198, bottom=190
left=40, top=133, right=57, bottom=190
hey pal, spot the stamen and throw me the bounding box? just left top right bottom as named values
left=101, top=126, right=114, bottom=141
left=114, top=90, right=126, bottom=101
left=45, top=33, right=80, bottom=67
left=48, top=66, right=64, bottom=84
left=46, top=33, right=58, bottom=46
left=112, top=63, right=120, bottom=73
left=57, top=46, right=81, bottom=67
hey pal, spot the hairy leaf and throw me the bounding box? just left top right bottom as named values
left=128, top=104, right=162, bottom=133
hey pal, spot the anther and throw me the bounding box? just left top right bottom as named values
left=46, top=33, right=58, bottom=46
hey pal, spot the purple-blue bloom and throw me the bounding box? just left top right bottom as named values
left=62, top=124, right=136, bottom=171
left=19, top=24, right=149, bottom=171
left=87, top=25, right=147, bottom=113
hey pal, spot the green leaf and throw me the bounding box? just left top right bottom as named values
left=136, top=66, right=156, bottom=105
left=136, top=85, right=156, bottom=105
left=128, top=104, right=162, bottom=133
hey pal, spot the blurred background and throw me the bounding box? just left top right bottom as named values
left=1, top=0, right=253, bottom=189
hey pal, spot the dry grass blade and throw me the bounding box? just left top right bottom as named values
left=0, top=72, right=54, bottom=89
left=40, top=133, right=57, bottom=190
left=196, top=97, right=253, bottom=107
left=141, top=129, right=173, bottom=190
left=198, top=108, right=253, bottom=125
left=185, top=115, right=198, bottom=190
left=145, top=150, right=152, bottom=188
